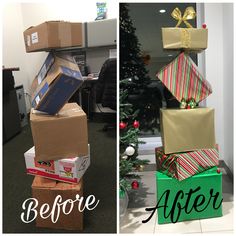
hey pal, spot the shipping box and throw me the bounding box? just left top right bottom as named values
left=155, top=146, right=219, bottom=181
left=30, top=103, right=88, bottom=161
left=32, top=176, right=83, bottom=230
left=23, top=21, right=83, bottom=52
left=31, top=53, right=84, bottom=115
left=162, top=28, right=208, bottom=50
left=160, top=108, right=216, bottom=154
left=24, top=145, right=90, bottom=184
left=156, top=167, right=223, bottom=224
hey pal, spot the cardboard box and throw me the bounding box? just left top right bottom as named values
left=155, top=146, right=219, bottom=181
left=160, top=108, right=216, bottom=154
left=23, top=21, right=83, bottom=52
left=156, top=52, right=212, bottom=104
left=162, top=28, right=208, bottom=50
left=24, top=145, right=90, bottom=184
left=32, top=176, right=83, bottom=230
left=30, top=103, right=88, bottom=161
left=156, top=167, right=223, bottom=224
left=31, top=53, right=84, bottom=115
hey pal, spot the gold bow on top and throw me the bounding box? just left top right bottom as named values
left=171, top=7, right=196, bottom=28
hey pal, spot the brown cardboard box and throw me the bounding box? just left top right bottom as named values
left=162, top=28, right=208, bottom=51
left=160, top=108, right=216, bottom=154
left=23, top=21, right=83, bottom=52
left=32, top=176, right=83, bottom=230
left=30, top=103, right=88, bottom=161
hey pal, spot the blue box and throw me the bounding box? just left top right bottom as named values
left=31, top=54, right=84, bottom=115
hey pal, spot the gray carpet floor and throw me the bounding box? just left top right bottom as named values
left=3, top=120, right=117, bottom=233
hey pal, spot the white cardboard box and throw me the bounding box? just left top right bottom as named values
left=24, top=145, right=90, bottom=184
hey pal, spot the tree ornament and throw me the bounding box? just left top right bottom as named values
left=217, top=168, right=221, bottom=174
left=131, top=180, right=139, bottom=189
left=120, top=122, right=127, bottom=129
left=137, top=165, right=144, bottom=171
left=125, top=146, right=135, bottom=156
left=202, top=23, right=207, bottom=29
left=133, top=120, right=140, bottom=128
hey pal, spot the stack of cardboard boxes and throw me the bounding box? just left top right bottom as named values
left=155, top=7, right=223, bottom=224
left=23, top=21, right=89, bottom=230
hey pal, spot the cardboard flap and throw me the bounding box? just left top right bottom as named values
left=32, top=176, right=57, bottom=188
left=55, top=179, right=83, bottom=191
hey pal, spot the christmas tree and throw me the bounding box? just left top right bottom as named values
left=119, top=3, right=150, bottom=194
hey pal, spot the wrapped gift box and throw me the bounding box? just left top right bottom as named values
left=156, top=52, right=212, bottom=104
left=32, top=176, right=83, bottom=230
left=160, top=108, right=216, bottom=154
left=30, top=103, right=88, bottom=161
left=155, top=146, right=219, bottom=181
left=156, top=167, right=223, bottom=224
left=31, top=54, right=84, bottom=115
left=24, top=145, right=90, bottom=184
left=162, top=27, right=208, bottom=50
left=23, top=21, right=84, bottom=53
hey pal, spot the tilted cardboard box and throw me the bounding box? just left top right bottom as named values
left=31, top=53, right=84, bottom=115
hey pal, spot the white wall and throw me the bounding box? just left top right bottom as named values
left=2, top=1, right=117, bottom=112
left=204, top=3, right=233, bottom=174
left=2, top=3, right=32, bottom=92
left=222, top=4, right=234, bottom=175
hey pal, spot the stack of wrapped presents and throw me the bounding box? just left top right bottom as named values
left=155, top=7, right=223, bottom=224
left=23, top=21, right=89, bottom=230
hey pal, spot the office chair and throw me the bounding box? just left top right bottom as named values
left=96, top=58, right=117, bottom=131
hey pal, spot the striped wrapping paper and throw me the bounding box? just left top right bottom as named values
left=155, top=146, right=219, bottom=181
left=156, top=52, right=212, bottom=103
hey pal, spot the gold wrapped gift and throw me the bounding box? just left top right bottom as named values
left=160, top=108, right=216, bottom=154
left=162, top=7, right=208, bottom=50
left=162, top=27, right=208, bottom=50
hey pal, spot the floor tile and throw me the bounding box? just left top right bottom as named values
left=120, top=207, right=156, bottom=234
left=200, top=202, right=234, bottom=232
left=155, top=219, right=202, bottom=234
left=128, top=171, right=157, bottom=208
left=203, top=230, right=234, bottom=234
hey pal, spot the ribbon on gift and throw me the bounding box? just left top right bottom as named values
left=171, top=7, right=196, bottom=28
left=180, top=98, right=197, bottom=109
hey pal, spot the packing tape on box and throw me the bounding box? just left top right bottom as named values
left=58, top=107, right=83, bottom=117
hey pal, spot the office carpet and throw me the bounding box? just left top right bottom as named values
left=3, top=120, right=117, bottom=233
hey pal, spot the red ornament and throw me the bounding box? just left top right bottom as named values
left=202, top=23, right=207, bottom=29
left=133, top=120, right=140, bottom=128
left=186, top=104, right=191, bottom=109
left=119, top=122, right=126, bottom=129
left=217, top=168, right=221, bottom=174
left=131, top=180, right=139, bottom=189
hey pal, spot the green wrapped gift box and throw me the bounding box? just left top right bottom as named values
left=156, top=167, right=223, bottom=224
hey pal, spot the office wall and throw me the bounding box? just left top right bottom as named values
left=204, top=3, right=233, bottom=174
left=2, top=1, right=117, bottom=111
